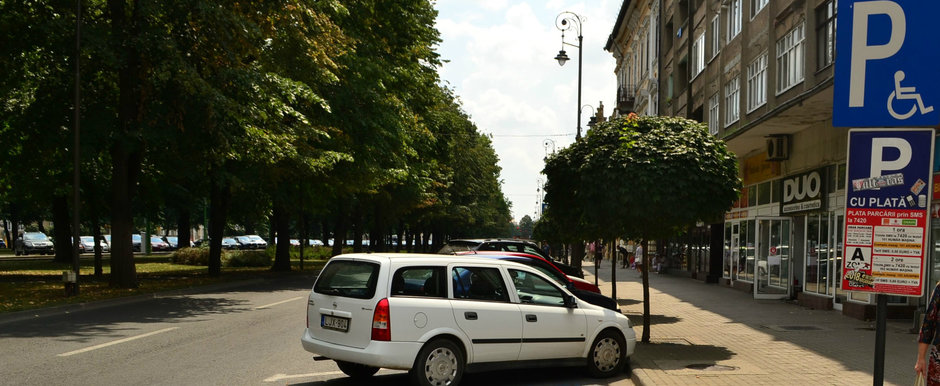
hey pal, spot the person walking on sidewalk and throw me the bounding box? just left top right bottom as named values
left=916, top=281, right=940, bottom=384
left=634, top=243, right=644, bottom=276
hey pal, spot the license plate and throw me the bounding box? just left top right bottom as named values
left=321, top=314, right=349, bottom=332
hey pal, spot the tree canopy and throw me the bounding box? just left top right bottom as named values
left=0, top=0, right=511, bottom=287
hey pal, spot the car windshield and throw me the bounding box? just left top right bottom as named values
left=81, top=236, right=94, bottom=243
left=248, top=235, right=264, bottom=242
left=132, top=234, right=141, bottom=242
left=24, top=233, right=48, bottom=241
left=222, top=238, right=236, bottom=244
left=236, top=236, right=250, bottom=242
left=151, top=237, right=163, bottom=243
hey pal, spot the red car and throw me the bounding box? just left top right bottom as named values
left=455, top=250, right=599, bottom=293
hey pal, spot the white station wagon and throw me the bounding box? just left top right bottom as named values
left=301, top=253, right=636, bottom=385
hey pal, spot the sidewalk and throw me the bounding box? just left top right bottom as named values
left=583, top=261, right=915, bottom=385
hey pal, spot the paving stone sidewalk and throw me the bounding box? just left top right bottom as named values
left=582, top=262, right=916, bottom=385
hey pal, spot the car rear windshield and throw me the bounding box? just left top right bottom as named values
left=314, top=260, right=380, bottom=299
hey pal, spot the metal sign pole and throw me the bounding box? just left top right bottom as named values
left=873, top=294, right=887, bottom=386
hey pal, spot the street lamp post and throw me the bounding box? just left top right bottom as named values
left=554, top=11, right=584, bottom=140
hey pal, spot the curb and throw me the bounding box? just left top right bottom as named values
left=0, top=277, right=274, bottom=326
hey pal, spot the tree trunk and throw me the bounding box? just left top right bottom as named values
left=351, top=203, right=363, bottom=253
left=52, top=195, right=73, bottom=263
left=271, top=201, right=291, bottom=271
left=641, top=239, right=651, bottom=343
left=570, top=241, right=585, bottom=271
left=331, top=208, right=347, bottom=257
left=208, top=179, right=230, bottom=276
left=108, top=0, right=143, bottom=288
left=178, top=207, right=191, bottom=249
left=92, top=216, right=103, bottom=278
left=320, top=220, right=329, bottom=247
left=610, top=240, right=617, bottom=302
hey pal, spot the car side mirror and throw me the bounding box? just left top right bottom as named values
left=564, top=295, right=578, bottom=308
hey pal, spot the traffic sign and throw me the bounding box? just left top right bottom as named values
left=842, top=129, right=934, bottom=296
left=833, top=1, right=940, bottom=127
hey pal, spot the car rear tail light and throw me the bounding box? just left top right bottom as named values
left=371, top=298, right=391, bottom=341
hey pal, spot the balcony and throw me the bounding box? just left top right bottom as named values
left=617, top=85, right=636, bottom=115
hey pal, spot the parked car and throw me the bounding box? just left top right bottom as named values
left=0, top=238, right=6, bottom=248
left=453, top=251, right=619, bottom=311
left=439, top=238, right=583, bottom=278
left=132, top=234, right=142, bottom=252
left=150, top=236, right=171, bottom=252
left=80, top=236, right=109, bottom=253
left=235, top=234, right=268, bottom=250
left=302, top=253, right=636, bottom=385
left=163, top=236, right=179, bottom=250
left=14, top=232, right=55, bottom=256
left=221, top=237, right=239, bottom=250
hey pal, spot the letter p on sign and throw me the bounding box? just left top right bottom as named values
left=849, top=1, right=905, bottom=108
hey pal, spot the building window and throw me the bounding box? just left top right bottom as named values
left=724, top=77, right=740, bottom=126
left=746, top=53, right=767, bottom=112
left=751, top=0, right=769, bottom=18
left=728, top=0, right=742, bottom=42
left=816, top=0, right=837, bottom=70
left=710, top=15, right=720, bottom=59
left=708, top=94, right=720, bottom=136
left=776, top=23, right=805, bottom=94
left=692, top=33, right=705, bottom=78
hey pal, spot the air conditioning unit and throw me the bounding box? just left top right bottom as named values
left=766, top=135, right=790, bottom=161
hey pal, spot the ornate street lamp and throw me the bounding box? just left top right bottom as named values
left=554, top=11, right=585, bottom=140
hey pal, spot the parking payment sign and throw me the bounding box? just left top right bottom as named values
left=843, top=129, right=934, bottom=296
left=833, top=1, right=940, bottom=127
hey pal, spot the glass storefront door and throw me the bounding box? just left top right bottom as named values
left=756, top=218, right=791, bottom=299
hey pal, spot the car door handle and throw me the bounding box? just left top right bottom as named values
left=464, top=311, right=478, bottom=320
left=525, top=314, right=537, bottom=322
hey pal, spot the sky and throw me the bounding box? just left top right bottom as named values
left=433, top=0, right=623, bottom=222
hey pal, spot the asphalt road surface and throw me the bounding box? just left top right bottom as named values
left=0, top=275, right=633, bottom=385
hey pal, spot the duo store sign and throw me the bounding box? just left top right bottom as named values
left=780, top=167, right=827, bottom=214
left=842, top=129, right=934, bottom=296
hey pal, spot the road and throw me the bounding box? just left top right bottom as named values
left=0, top=275, right=633, bottom=385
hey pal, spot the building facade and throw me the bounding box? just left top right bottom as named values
left=606, top=0, right=931, bottom=319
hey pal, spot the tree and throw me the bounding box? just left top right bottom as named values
left=543, top=114, right=740, bottom=342
left=517, top=215, right=534, bottom=239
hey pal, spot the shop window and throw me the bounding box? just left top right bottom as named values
left=758, top=181, right=771, bottom=205
left=771, top=179, right=781, bottom=203
left=724, top=223, right=733, bottom=278
left=804, top=214, right=831, bottom=296
left=747, top=185, right=757, bottom=207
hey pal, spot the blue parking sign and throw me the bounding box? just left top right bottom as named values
left=833, top=1, right=940, bottom=127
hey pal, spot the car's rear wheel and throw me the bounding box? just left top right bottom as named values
left=335, top=360, right=379, bottom=379
left=586, top=330, right=626, bottom=378
left=411, top=338, right=463, bottom=386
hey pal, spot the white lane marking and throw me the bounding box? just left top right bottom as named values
left=255, top=296, right=304, bottom=310
left=263, top=371, right=342, bottom=382
left=57, top=327, right=179, bottom=357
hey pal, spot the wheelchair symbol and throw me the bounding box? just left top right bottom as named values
left=887, top=70, right=934, bottom=120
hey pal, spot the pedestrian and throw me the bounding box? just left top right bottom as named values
left=618, top=243, right=629, bottom=268
left=587, top=241, right=596, bottom=262
left=594, top=240, right=604, bottom=262
left=634, top=243, right=644, bottom=275
left=916, top=281, right=940, bottom=384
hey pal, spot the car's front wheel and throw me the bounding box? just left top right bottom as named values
left=586, top=330, right=626, bottom=378
left=335, top=360, right=379, bottom=379
left=411, top=338, right=463, bottom=386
